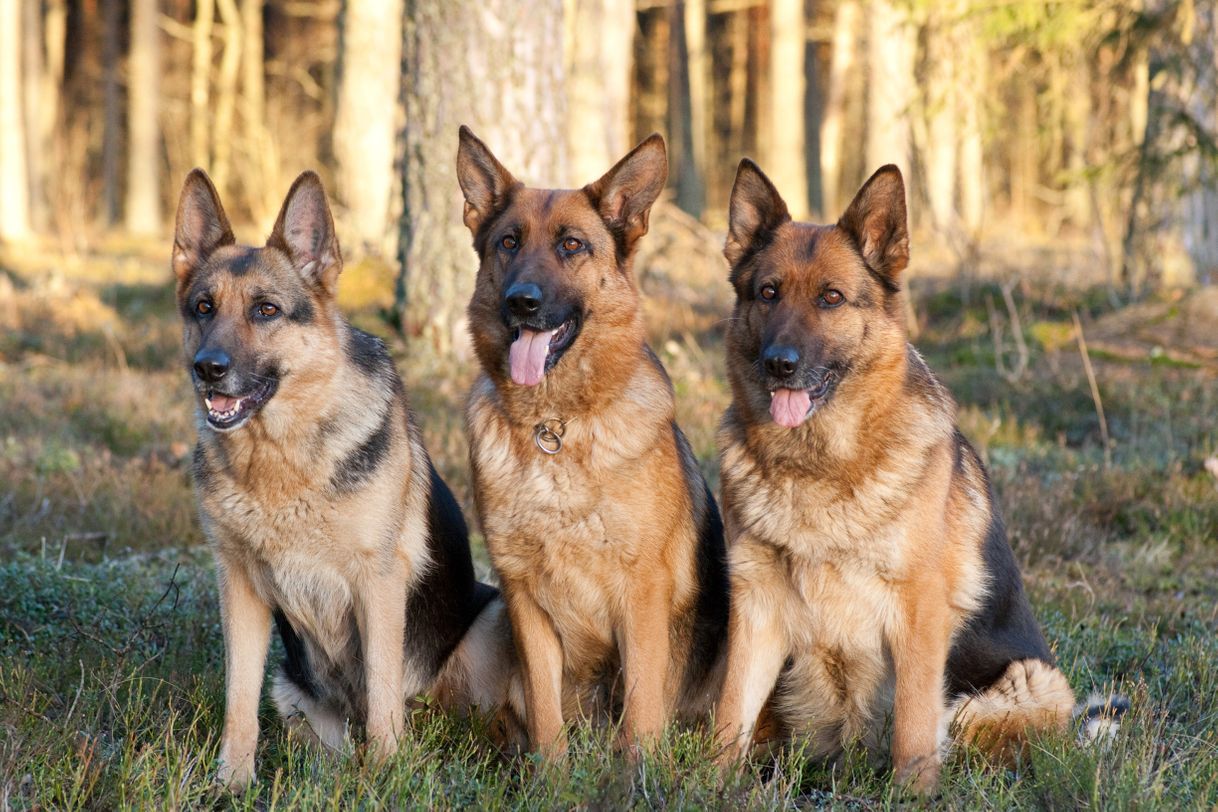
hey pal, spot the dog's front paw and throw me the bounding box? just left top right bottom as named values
left=216, top=753, right=255, bottom=793
left=894, top=754, right=941, bottom=797
left=366, top=731, right=401, bottom=767
left=537, top=731, right=569, bottom=764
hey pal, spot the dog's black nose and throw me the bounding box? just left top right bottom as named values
left=193, top=348, right=231, bottom=383
left=505, top=282, right=543, bottom=318
left=763, top=345, right=800, bottom=379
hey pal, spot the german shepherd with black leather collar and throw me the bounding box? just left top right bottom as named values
left=456, top=127, right=729, bottom=759
left=174, top=170, right=515, bottom=791
left=712, top=160, right=1125, bottom=792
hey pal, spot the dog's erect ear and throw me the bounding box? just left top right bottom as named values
left=584, top=133, right=667, bottom=257
left=837, top=165, right=909, bottom=285
left=267, top=171, right=342, bottom=295
left=456, top=126, right=518, bottom=237
left=172, top=169, right=235, bottom=287
left=725, top=159, right=790, bottom=270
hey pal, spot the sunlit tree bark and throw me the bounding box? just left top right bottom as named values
left=335, top=0, right=403, bottom=254
left=397, top=0, right=567, bottom=353
left=126, top=0, right=162, bottom=235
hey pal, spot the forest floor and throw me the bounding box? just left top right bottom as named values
left=1, top=228, right=1217, bottom=809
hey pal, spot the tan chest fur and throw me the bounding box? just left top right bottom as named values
left=720, top=408, right=990, bottom=756
left=197, top=397, right=430, bottom=665
left=467, top=373, right=696, bottom=681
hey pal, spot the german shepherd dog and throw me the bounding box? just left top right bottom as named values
left=455, top=127, right=729, bottom=758
left=712, top=161, right=1125, bottom=792
left=174, top=170, right=514, bottom=791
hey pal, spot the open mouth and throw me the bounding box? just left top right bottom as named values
left=507, top=318, right=579, bottom=387
left=203, top=378, right=277, bottom=431
left=768, top=370, right=836, bottom=429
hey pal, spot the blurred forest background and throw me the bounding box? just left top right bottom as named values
left=1, top=0, right=1216, bottom=350
left=3, top=2, right=1218, bottom=807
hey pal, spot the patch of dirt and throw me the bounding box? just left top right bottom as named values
left=1085, top=287, right=1218, bottom=370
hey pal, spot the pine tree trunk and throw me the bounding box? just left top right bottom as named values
left=564, top=0, right=634, bottom=185
left=126, top=0, right=161, bottom=235
left=674, top=0, right=707, bottom=218
left=239, top=0, right=276, bottom=226
left=191, top=0, right=215, bottom=169
left=334, top=0, right=404, bottom=254
left=397, top=0, right=567, bottom=353
left=211, top=0, right=242, bottom=197
left=101, top=0, right=122, bottom=226
left=819, top=0, right=857, bottom=217
left=0, top=0, right=31, bottom=240
left=767, top=0, right=808, bottom=219
left=21, top=0, right=45, bottom=232
left=957, top=22, right=985, bottom=236
left=923, top=7, right=958, bottom=232
left=866, top=0, right=914, bottom=178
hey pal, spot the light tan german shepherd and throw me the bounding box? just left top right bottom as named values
left=455, top=127, right=730, bottom=759
left=711, top=160, right=1125, bottom=792
left=174, top=170, right=514, bottom=791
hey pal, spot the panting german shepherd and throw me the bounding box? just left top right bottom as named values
left=712, top=161, right=1126, bottom=792
left=456, top=127, right=729, bottom=758
left=174, top=170, right=515, bottom=791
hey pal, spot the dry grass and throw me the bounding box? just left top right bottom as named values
left=1, top=235, right=1217, bottom=808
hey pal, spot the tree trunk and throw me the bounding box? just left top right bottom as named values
left=820, top=0, right=857, bottom=217
left=101, top=0, right=122, bottom=226
left=211, top=0, right=243, bottom=197
left=191, top=0, right=215, bottom=169
left=334, top=0, right=404, bottom=255
left=398, top=0, right=567, bottom=353
left=673, top=0, right=707, bottom=218
left=239, top=0, right=276, bottom=226
left=632, top=7, right=669, bottom=146
left=564, top=0, right=634, bottom=185
left=766, top=0, right=808, bottom=219
left=126, top=0, right=161, bottom=235
left=957, top=19, right=985, bottom=236
left=866, top=0, right=914, bottom=179
left=21, top=0, right=46, bottom=232
left=922, top=7, right=958, bottom=233
left=0, top=0, right=31, bottom=240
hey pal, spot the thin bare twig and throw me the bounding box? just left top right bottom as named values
left=1072, top=311, right=1112, bottom=468
left=986, top=282, right=1028, bottom=383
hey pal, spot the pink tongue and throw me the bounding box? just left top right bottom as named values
left=509, top=328, right=555, bottom=387
left=210, top=394, right=240, bottom=412
left=770, top=388, right=811, bottom=428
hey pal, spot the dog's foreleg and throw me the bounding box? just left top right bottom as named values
left=504, top=584, right=566, bottom=760
left=618, top=566, right=674, bottom=755
left=713, top=570, right=788, bottom=767
left=216, top=558, right=273, bottom=792
left=889, top=581, right=952, bottom=796
left=359, top=568, right=407, bottom=764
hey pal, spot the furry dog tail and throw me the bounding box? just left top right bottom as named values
left=952, top=659, right=1127, bottom=763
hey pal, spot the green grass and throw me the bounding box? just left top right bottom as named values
left=2, top=243, right=1217, bottom=808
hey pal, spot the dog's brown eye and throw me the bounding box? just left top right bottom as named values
left=821, top=290, right=844, bottom=307
left=195, top=300, right=213, bottom=316
left=500, top=235, right=518, bottom=251
left=561, top=237, right=583, bottom=253
left=257, top=303, right=279, bottom=318
left=759, top=284, right=778, bottom=301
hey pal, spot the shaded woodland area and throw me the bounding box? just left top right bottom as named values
left=1, top=1, right=1215, bottom=350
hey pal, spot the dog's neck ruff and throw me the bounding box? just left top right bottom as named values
left=533, top=417, right=568, bottom=455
